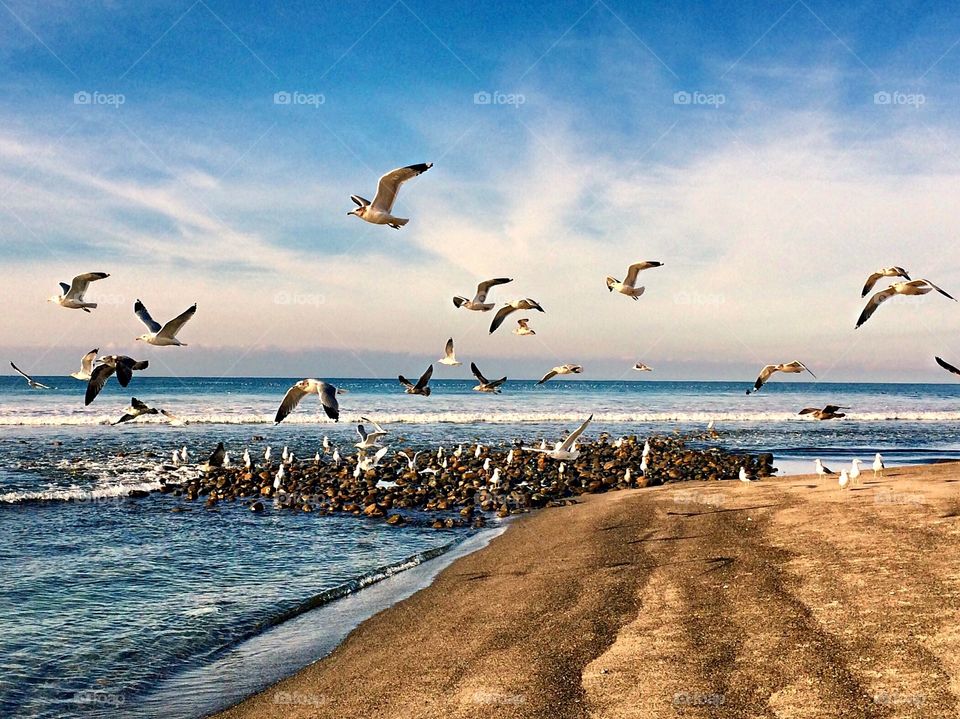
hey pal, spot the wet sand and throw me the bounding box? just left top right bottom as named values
left=213, top=463, right=960, bottom=718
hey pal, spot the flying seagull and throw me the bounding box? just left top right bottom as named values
left=9, top=362, right=53, bottom=389
left=747, top=361, right=815, bottom=394
left=606, top=262, right=662, bottom=300
left=856, top=279, right=955, bottom=329
left=85, top=356, right=149, bottom=405
left=112, top=397, right=173, bottom=426
left=275, top=379, right=340, bottom=424
left=438, top=338, right=462, bottom=366
left=399, top=365, right=433, bottom=396
left=47, top=272, right=110, bottom=312
left=346, top=162, right=432, bottom=229
left=134, top=300, right=197, bottom=346
left=489, top=298, right=544, bottom=334
left=935, top=356, right=960, bottom=377
left=537, top=363, right=582, bottom=385
left=513, top=318, right=535, bottom=336
left=799, top=405, right=848, bottom=421
left=633, top=362, right=653, bottom=372
left=470, top=362, right=506, bottom=393
left=452, top=278, right=513, bottom=311
left=71, top=349, right=99, bottom=381
left=861, top=267, right=910, bottom=297
left=356, top=419, right=388, bottom=449
left=522, top=415, right=593, bottom=460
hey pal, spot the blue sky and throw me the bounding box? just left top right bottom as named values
left=3, top=0, right=960, bottom=381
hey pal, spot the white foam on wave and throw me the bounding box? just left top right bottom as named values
left=0, top=479, right=161, bottom=504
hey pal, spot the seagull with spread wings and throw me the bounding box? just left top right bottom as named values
left=346, top=162, right=432, bottom=229
left=537, top=363, right=582, bottom=385
left=470, top=362, right=507, bottom=393
left=274, top=379, right=340, bottom=424
left=70, top=349, right=99, bottom=381
left=85, top=356, right=149, bottom=405
left=856, top=279, right=955, bottom=328
left=522, top=415, right=593, bottom=460
left=606, top=261, right=662, bottom=300
left=399, top=365, right=433, bottom=396
left=746, top=361, right=815, bottom=394
left=47, top=272, right=109, bottom=312
left=134, top=300, right=197, bottom=346
left=799, top=405, right=848, bottom=421
left=356, top=418, right=388, bottom=449
left=489, top=298, right=544, bottom=334
left=9, top=362, right=53, bottom=389
left=438, top=338, right=462, bottom=366
left=861, top=267, right=910, bottom=297
left=452, top=277, right=513, bottom=311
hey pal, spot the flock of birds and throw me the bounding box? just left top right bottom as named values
left=812, top=454, right=886, bottom=490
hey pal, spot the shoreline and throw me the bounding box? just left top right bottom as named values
left=213, top=462, right=960, bottom=718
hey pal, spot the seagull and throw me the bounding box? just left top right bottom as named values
left=452, top=278, right=513, bottom=311
left=747, top=361, right=816, bottom=394
left=9, top=362, right=53, bottom=389
left=243, top=449, right=252, bottom=468
left=134, top=300, right=197, bottom=346
left=873, top=453, right=885, bottom=477
left=438, top=338, right=462, bottom=366
left=814, top=458, right=834, bottom=477
left=470, top=362, right=506, bottom=393
left=838, top=469, right=850, bottom=489
left=537, top=364, right=582, bottom=385
left=739, top=466, right=752, bottom=483
left=198, top=442, right=226, bottom=473
left=935, top=356, right=960, bottom=377
left=112, top=397, right=161, bottom=425
left=47, top=272, right=109, bottom=312
left=346, top=162, right=432, bottom=229
left=606, top=261, right=662, bottom=300
left=522, top=415, right=593, bottom=460
left=856, top=279, right=956, bottom=329
left=273, top=464, right=285, bottom=490
left=399, top=365, right=433, bottom=396
left=274, top=379, right=340, bottom=424
left=356, top=419, right=388, bottom=449
left=358, top=446, right=390, bottom=472
left=513, top=318, right=536, bottom=336
left=398, top=450, right=420, bottom=471
left=85, top=356, right=149, bottom=405
left=799, top=405, right=848, bottom=421
left=850, top=458, right=862, bottom=484
left=633, top=362, right=653, bottom=372
left=489, top=299, right=544, bottom=334
left=70, top=349, right=100, bottom=381
left=861, top=267, right=911, bottom=297
left=264, top=446, right=272, bottom=462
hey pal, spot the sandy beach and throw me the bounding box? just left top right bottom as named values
left=212, top=462, right=960, bottom=719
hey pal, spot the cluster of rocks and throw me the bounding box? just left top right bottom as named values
left=149, top=432, right=776, bottom=528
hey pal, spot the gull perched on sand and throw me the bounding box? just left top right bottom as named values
left=739, top=467, right=753, bottom=483
left=134, top=300, right=197, bottom=346
left=9, top=362, right=53, bottom=389
left=274, top=379, right=340, bottom=424
left=48, top=272, right=109, bottom=312
left=452, top=278, right=513, bottom=311
left=861, top=267, right=910, bottom=297
left=873, top=453, right=885, bottom=477
left=347, top=162, right=432, bottom=229
left=399, top=365, right=433, bottom=396
left=537, top=364, right=582, bottom=385
left=856, top=279, right=955, bottom=329
left=799, top=405, right=848, bottom=421
left=470, top=362, right=507, bottom=393
left=633, top=362, right=653, bottom=372
left=512, top=318, right=536, bottom=336
left=814, top=458, right=834, bottom=477
left=522, top=415, right=593, bottom=460
left=70, top=349, right=99, bottom=381
left=438, top=338, right=462, bottom=366
left=606, top=261, right=662, bottom=300
left=935, top=356, right=960, bottom=377
left=489, top=299, right=544, bottom=334
left=838, top=469, right=850, bottom=489
left=850, top=458, right=862, bottom=484
left=747, top=361, right=815, bottom=394
left=356, top=418, right=388, bottom=449
left=85, top=356, right=149, bottom=405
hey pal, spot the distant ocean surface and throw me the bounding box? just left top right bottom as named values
left=3, top=376, right=960, bottom=718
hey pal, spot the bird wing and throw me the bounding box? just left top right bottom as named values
left=67, top=272, right=108, bottom=300
left=487, top=376, right=507, bottom=388
left=415, top=364, right=434, bottom=390
left=114, top=359, right=135, bottom=387
left=371, top=162, right=432, bottom=212
left=85, top=364, right=116, bottom=405
left=559, top=414, right=593, bottom=451
left=517, top=319, right=529, bottom=329
left=357, top=423, right=368, bottom=441
left=474, top=277, right=512, bottom=302
left=361, top=416, right=388, bottom=435
left=752, top=365, right=778, bottom=391
left=158, top=304, right=197, bottom=339
left=9, top=362, right=34, bottom=382
left=112, top=413, right=137, bottom=426
left=59, top=282, right=70, bottom=295
left=80, top=349, right=99, bottom=374
left=350, top=195, right=370, bottom=207
left=444, top=338, right=455, bottom=358
left=789, top=360, right=816, bottom=378
left=488, top=305, right=515, bottom=334
left=398, top=375, right=415, bottom=390
left=470, top=362, right=489, bottom=384
left=208, top=442, right=226, bottom=467
left=537, top=369, right=558, bottom=385
left=317, top=382, right=340, bottom=421
left=856, top=286, right=897, bottom=328
left=920, top=279, right=956, bottom=301
left=860, top=271, right=883, bottom=297
left=130, top=397, right=149, bottom=411
left=798, top=408, right=818, bottom=415
left=624, top=262, right=661, bottom=286
left=275, top=383, right=309, bottom=424
left=936, top=356, right=960, bottom=376
left=134, top=300, right=163, bottom=333
left=822, top=405, right=849, bottom=413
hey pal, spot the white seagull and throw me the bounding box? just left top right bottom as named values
left=739, top=467, right=752, bottom=483
left=134, top=300, right=197, bottom=346
left=489, top=298, right=544, bottom=334
left=522, top=415, right=593, bottom=460
left=70, top=349, right=99, bottom=381
left=274, top=379, right=340, bottom=424
left=814, top=458, right=834, bottom=478
left=856, top=279, right=955, bottom=329
left=9, top=362, right=53, bottom=390
left=861, top=267, right=910, bottom=297
left=537, top=364, right=582, bottom=385
left=452, top=278, right=513, bottom=311
left=513, top=318, right=536, bottom=336
left=838, top=469, right=850, bottom=489
left=438, top=338, right=462, bottom=366
left=346, top=162, right=432, bottom=229
left=747, top=361, right=815, bottom=394
left=850, top=458, right=862, bottom=484
left=356, top=418, right=388, bottom=449
left=873, top=453, right=885, bottom=477
left=606, top=261, right=662, bottom=300
left=48, top=272, right=110, bottom=312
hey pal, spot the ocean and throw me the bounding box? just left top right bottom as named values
left=3, top=376, right=960, bottom=718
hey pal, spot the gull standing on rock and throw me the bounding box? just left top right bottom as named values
left=452, top=278, right=513, bottom=311
left=489, top=299, right=544, bottom=334
left=606, top=262, right=662, bottom=300
left=48, top=272, right=109, bottom=312
left=537, top=364, right=582, bottom=385
left=346, top=162, right=432, bottom=229
left=9, top=362, right=53, bottom=390
left=438, top=338, right=462, bottom=366
left=134, top=300, right=197, bottom=346
left=747, top=361, right=815, bottom=394
left=274, top=379, right=340, bottom=424
left=70, top=349, right=99, bottom=381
